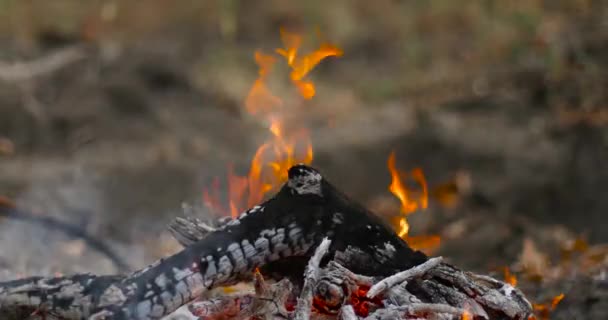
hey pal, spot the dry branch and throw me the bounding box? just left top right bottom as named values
left=0, top=46, right=86, bottom=82
left=0, top=199, right=130, bottom=273
left=366, top=256, right=443, bottom=299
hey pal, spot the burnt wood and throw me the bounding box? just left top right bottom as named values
left=0, top=164, right=427, bottom=319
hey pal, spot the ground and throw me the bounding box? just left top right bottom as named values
left=0, top=1, right=607, bottom=319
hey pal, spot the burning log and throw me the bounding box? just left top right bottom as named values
left=0, top=165, right=533, bottom=320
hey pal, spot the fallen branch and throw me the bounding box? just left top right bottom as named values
left=0, top=196, right=130, bottom=273
left=0, top=46, right=86, bottom=82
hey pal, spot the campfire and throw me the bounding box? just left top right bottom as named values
left=0, top=164, right=533, bottom=320
left=0, top=29, right=575, bottom=320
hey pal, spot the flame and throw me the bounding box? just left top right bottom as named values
left=387, top=151, right=431, bottom=237
left=461, top=310, right=473, bottom=320
left=204, top=29, right=341, bottom=217
left=276, top=28, right=344, bottom=99
left=531, top=293, right=565, bottom=320
left=245, top=52, right=282, bottom=115
left=387, top=152, right=439, bottom=252
left=503, top=266, right=518, bottom=287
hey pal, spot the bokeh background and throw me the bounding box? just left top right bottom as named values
left=0, top=1, right=607, bottom=319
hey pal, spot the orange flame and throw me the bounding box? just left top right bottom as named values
left=276, top=28, right=344, bottom=99
left=387, top=151, right=428, bottom=236
left=245, top=52, right=282, bottom=115
left=204, top=29, right=341, bottom=218
left=531, top=293, right=565, bottom=320
left=387, top=152, right=440, bottom=252
left=503, top=266, right=518, bottom=287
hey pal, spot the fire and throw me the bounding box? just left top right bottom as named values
left=387, top=151, right=428, bottom=237
left=530, top=293, right=565, bottom=320
left=276, top=28, right=343, bottom=99
left=387, top=152, right=440, bottom=251
left=204, top=29, right=341, bottom=218
left=500, top=267, right=564, bottom=320
left=503, top=266, right=518, bottom=287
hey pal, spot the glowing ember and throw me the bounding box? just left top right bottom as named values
left=349, top=285, right=384, bottom=317
left=204, top=29, right=341, bottom=217
left=461, top=310, right=473, bottom=320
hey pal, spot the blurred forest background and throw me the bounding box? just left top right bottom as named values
left=0, top=1, right=607, bottom=318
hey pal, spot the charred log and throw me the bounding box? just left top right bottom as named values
left=0, top=165, right=531, bottom=320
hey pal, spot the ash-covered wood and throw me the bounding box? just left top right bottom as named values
left=295, top=238, right=332, bottom=320
left=0, top=164, right=532, bottom=320
left=166, top=253, right=532, bottom=320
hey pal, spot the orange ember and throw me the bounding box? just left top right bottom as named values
left=204, top=29, right=341, bottom=218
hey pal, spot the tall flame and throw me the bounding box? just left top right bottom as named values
left=387, top=151, right=428, bottom=237
left=204, top=29, right=341, bottom=218
left=387, top=151, right=440, bottom=252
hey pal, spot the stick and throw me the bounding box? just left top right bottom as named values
left=167, top=216, right=217, bottom=247
left=339, top=305, right=359, bottom=320
left=0, top=198, right=130, bottom=273
left=364, top=303, right=465, bottom=319
left=366, top=256, right=443, bottom=298
left=295, top=238, right=332, bottom=320
left=0, top=46, right=86, bottom=82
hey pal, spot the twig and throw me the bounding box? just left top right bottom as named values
left=295, top=238, right=332, bottom=320
left=166, top=271, right=293, bottom=320
left=0, top=46, right=86, bottom=82
left=364, top=303, right=465, bottom=320
left=403, top=303, right=466, bottom=316
left=167, top=216, right=217, bottom=247
left=0, top=199, right=130, bottom=273
left=366, top=256, right=443, bottom=299
left=339, top=305, right=359, bottom=320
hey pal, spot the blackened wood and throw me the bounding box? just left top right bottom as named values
left=0, top=164, right=428, bottom=319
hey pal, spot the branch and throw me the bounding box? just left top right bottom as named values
left=0, top=197, right=130, bottom=273
left=295, top=238, right=332, bottom=320
left=366, top=256, right=443, bottom=298
left=167, top=216, right=217, bottom=247
left=0, top=46, right=86, bottom=82
left=339, top=305, right=359, bottom=320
